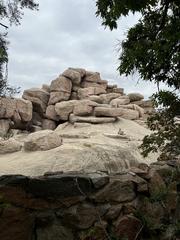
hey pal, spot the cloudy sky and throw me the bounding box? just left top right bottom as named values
left=8, top=0, right=158, bottom=98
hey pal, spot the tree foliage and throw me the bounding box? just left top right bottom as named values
left=0, top=0, right=38, bottom=96
left=96, top=0, right=180, bottom=160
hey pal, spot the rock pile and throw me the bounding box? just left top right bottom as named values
left=0, top=68, right=154, bottom=137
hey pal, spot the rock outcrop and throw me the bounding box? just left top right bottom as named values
left=0, top=68, right=155, bottom=136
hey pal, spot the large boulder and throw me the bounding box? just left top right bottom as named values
left=48, top=76, right=72, bottom=105
left=48, top=92, right=71, bottom=105
left=62, top=68, right=81, bottom=85
left=94, top=107, right=123, bottom=117
left=24, top=130, right=62, bottom=151
left=128, top=93, right=144, bottom=102
left=84, top=71, right=101, bottom=82
left=50, top=76, right=72, bottom=93
left=15, top=99, right=32, bottom=122
left=0, top=97, right=16, bottom=119
left=23, top=88, right=49, bottom=114
left=55, top=100, right=78, bottom=120
left=73, top=100, right=97, bottom=116
left=69, top=67, right=86, bottom=78
left=0, top=138, right=22, bottom=154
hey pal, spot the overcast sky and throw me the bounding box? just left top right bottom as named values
left=8, top=0, right=158, bottom=98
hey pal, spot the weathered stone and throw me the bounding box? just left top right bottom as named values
left=48, top=91, right=71, bottom=105
left=23, top=88, right=49, bottom=114
left=78, top=86, right=105, bottom=97
left=62, top=68, right=81, bottom=85
left=42, top=119, right=56, bottom=130
left=0, top=206, right=34, bottom=240
left=105, top=204, right=122, bottom=220
left=24, top=130, right=62, bottom=151
left=23, top=88, right=49, bottom=105
left=69, top=114, right=117, bottom=124
left=55, top=100, right=78, bottom=120
left=99, top=93, right=122, bottom=104
left=121, top=108, right=139, bottom=120
left=81, top=81, right=106, bottom=89
left=59, top=203, right=98, bottom=229
left=128, top=93, right=144, bottom=102
left=88, top=95, right=103, bottom=103
left=87, top=172, right=109, bottom=189
left=84, top=71, right=101, bottom=82
left=73, top=104, right=93, bottom=116
left=50, top=76, right=72, bottom=93
left=16, top=99, right=33, bottom=122
left=94, top=107, right=123, bottom=117
left=36, top=221, right=74, bottom=240
left=69, top=67, right=86, bottom=77
left=119, top=104, right=144, bottom=118
left=0, top=138, right=22, bottom=154
left=0, top=119, right=10, bottom=137
left=115, top=215, right=142, bottom=240
left=45, top=105, right=60, bottom=121
left=148, top=169, right=166, bottom=196
left=73, top=100, right=98, bottom=116
left=27, top=174, right=93, bottom=198
left=0, top=97, right=16, bottom=119
left=110, top=96, right=130, bottom=107
left=91, top=178, right=136, bottom=203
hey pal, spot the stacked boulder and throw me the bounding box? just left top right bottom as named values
left=0, top=97, right=32, bottom=137
left=0, top=68, right=155, bottom=136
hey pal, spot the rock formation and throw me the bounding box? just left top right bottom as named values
left=0, top=68, right=154, bottom=137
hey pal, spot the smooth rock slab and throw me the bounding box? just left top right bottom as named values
left=69, top=114, right=117, bottom=124
left=24, top=130, right=62, bottom=151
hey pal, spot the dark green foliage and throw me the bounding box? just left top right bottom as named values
left=0, top=0, right=38, bottom=96
left=96, top=0, right=180, bottom=160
